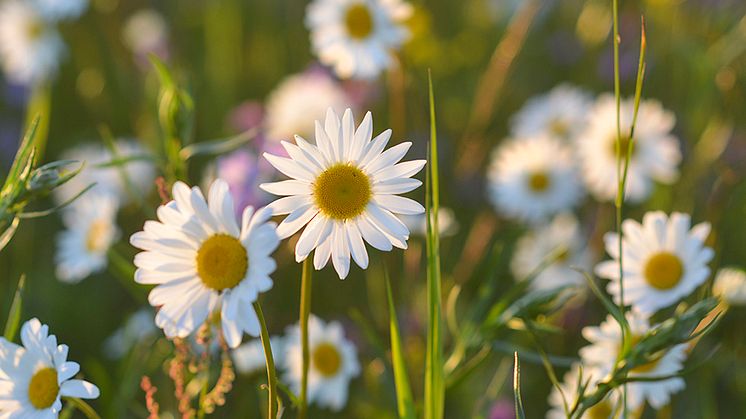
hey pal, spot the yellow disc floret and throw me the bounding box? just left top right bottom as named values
left=314, top=164, right=372, bottom=220
left=28, top=367, right=59, bottom=410
left=196, top=234, right=248, bottom=291
left=527, top=171, right=550, bottom=193
left=643, top=252, right=684, bottom=290
left=312, top=342, right=342, bottom=377
left=345, top=3, right=374, bottom=39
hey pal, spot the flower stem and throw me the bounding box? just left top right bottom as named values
left=65, top=397, right=101, bottom=419
left=254, top=301, right=278, bottom=419
left=299, top=257, right=313, bottom=419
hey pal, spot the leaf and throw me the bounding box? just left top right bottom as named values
left=575, top=268, right=630, bottom=341
left=513, top=352, right=526, bottom=419
left=0, top=217, right=20, bottom=253
left=4, top=274, right=25, bottom=341
left=3, top=117, right=39, bottom=193
left=385, top=269, right=416, bottom=419
left=18, top=183, right=96, bottom=219
left=179, top=128, right=259, bottom=161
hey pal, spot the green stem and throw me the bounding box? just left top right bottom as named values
left=65, top=397, right=101, bottom=419
left=254, top=301, right=278, bottom=419
left=299, top=258, right=313, bottom=419
left=25, top=82, right=51, bottom=160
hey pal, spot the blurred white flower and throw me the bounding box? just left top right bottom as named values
left=261, top=108, right=425, bottom=279
left=122, top=9, right=168, bottom=57
left=0, top=1, right=64, bottom=85
left=510, top=84, right=592, bottom=143
left=580, top=311, right=688, bottom=410
left=487, top=136, right=584, bottom=224
left=713, top=267, right=746, bottom=306
left=55, top=193, right=120, bottom=282
left=265, top=70, right=350, bottom=142
left=282, top=315, right=360, bottom=411
left=232, top=336, right=284, bottom=375
left=53, top=139, right=156, bottom=206
left=306, top=0, right=412, bottom=79
left=130, top=180, right=280, bottom=348
left=103, top=309, right=158, bottom=359
left=32, top=0, right=88, bottom=21
left=576, top=95, right=681, bottom=202
left=0, top=318, right=99, bottom=415
left=511, top=214, right=592, bottom=291
left=546, top=362, right=620, bottom=419
left=596, top=211, right=714, bottom=315
left=399, top=207, right=458, bottom=237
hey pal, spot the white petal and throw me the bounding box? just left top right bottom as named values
left=373, top=195, right=425, bottom=215
left=263, top=153, right=315, bottom=182
left=356, top=216, right=393, bottom=251
left=260, top=180, right=312, bottom=196
left=266, top=195, right=313, bottom=215
left=346, top=221, right=368, bottom=269
left=60, top=380, right=100, bottom=399
left=373, top=160, right=427, bottom=182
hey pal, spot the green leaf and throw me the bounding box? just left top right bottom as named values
left=384, top=269, right=416, bottom=419
left=575, top=268, right=630, bottom=341
left=424, top=70, right=444, bottom=419
left=179, top=128, right=259, bottom=161
left=513, top=352, right=526, bottom=419
left=4, top=274, right=26, bottom=341
left=2, top=117, right=39, bottom=196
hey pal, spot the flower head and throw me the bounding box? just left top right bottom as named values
left=713, top=267, right=746, bottom=306
left=130, top=179, right=280, bottom=348
left=261, top=108, right=425, bottom=279
left=546, top=363, right=619, bottom=419
left=510, top=84, right=592, bottom=143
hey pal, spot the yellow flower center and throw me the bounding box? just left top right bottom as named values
left=527, top=171, right=550, bottom=193
left=28, top=367, right=59, bottom=410
left=196, top=234, right=248, bottom=291
left=643, top=252, right=684, bottom=290
left=610, top=135, right=635, bottom=160
left=26, top=20, right=44, bottom=40
left=86, top=220, right=110, bottom=252
left=345, top=3, right=374, bottom=39
left=548, top=119, right=570, bottom=138
left=313, top=164, right=372, bottom=220
left=312, top=342, right=342, bottom=377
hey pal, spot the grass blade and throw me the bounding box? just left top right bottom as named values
left=424, top=70, right=444, bottom=419
left=4, top=274, right=26, bottom=341
left=384, top=267, right=416, bottom=419
left=298, top=258, right=313, bottom=419
left=513, top=352, right=526, bottom=419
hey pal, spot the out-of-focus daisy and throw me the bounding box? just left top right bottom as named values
left=122, top=9, right=168, bottom=59
left=399, top=207, right=458, bottom=237
left=0, top=318, right=99, bottom=415
left=580, top=311, right=688, bottom=410
left=595, top=211, right=713, bottom=315
left=0, top=1, right=64, bottom=85
left=713, top=267, right=746, bottom=306
left=232, top=336, right=284, bottom=375
left=130, top=179, right=280, bottom=348
left=103, top=309, right=158, bottom=359
left=53, top=139, right=156, bottom=206
left=306, top=0, right=413, bottom=79
left=261, top=108, right=425, bottom=279
left=282, top=315, right=360, bottom=411
left=265, top=70, right=350, bottom=142
left=55, top=193, right=120, bottom=283
left=486, top=136, right=584, bottom=223
left=510, top=84, right=592, bottom=143
left=32, top=0, right=88, bottom=21
left=576, top=95, right=681, bottom=202
left=546, top=363, right=620, bottom=419
left=511, top=214, right=592, bottom=291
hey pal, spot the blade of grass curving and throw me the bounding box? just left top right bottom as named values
left=3, top=117, right=39, bottom=194
left=4, top=274, right=25, bottom=340
left=574, top=268, right=629, bottom=338
left=298, top=258, right=313, bottom=419
left=253, top=301, right=279, bottom=419
left=524, top=320, right=568, bottom=416
left=513, top=352, right=526, bottom=419
left=384, top=266, right=416, bottom=419
left=424, top=70, right=444, bottom=419
left=18, top=183, right=96, bottom=219
left=180, top=128, right=259, bottom=161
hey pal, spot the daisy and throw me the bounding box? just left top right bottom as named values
left=546, top=363, right=620, bottom=419
left=55, top=193, right=120, bottom=283
left=0, top=1, right=64, bottom=85
left=32, top=0, right=88, bottom=21
left=260, top=108, right=425, bottom=279
left=486, top=136, right=584, bottom=223
left=122, top=9, right=168, bottom=58
left=282, top=315, right=360, bottom=411
left=595, top=211, right=714, bottom=314
left=305, top=0, right=413, bottom=79
left=232, top=336, right=284, bottom=375
left=580, top=311, right=688, bottom=410
left=511, top=213, right=592, bottom=291
left=713, top=267, right=746, bottom=306
left=510, top=84, right=592, bottom=143
left=53, top=139, right=156, bottom=206
left=265, top=70, right=350, bottom=142
left=129, top=179, right=280, bottom=348
left=399, top=207, right=458, bottom=237
left=0, top=318, right=99, bottom=416
left=576, top=95, right=681, bottom=202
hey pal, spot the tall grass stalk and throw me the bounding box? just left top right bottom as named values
left=384, top=264, right=416, bottom=419
left=298, top=257, right=313, bottom=419
left=254, top=301, right=279, bottom=419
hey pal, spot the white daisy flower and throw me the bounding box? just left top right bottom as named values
left=305, top=0, right=413, bottom=79
left=0, top=318, right=99, bottom=416
left=265, top=70, right=350, bottom=142
left=546, top=363, right=619, bottom=419
left=103, top=309, right=158, bottom=359
left=261, top=108, right=425, bottom=279
left=510, top=84, right=592, bottom=143
left=580, top=311, right=688, bottom=410
left=53, top=139, right=156, bottom=206
left=232, top=336, right=284, bottom=375
left=0, top=1, right=64, bottom=85
left=713, top=267, right=746, bottom=306
left=511, top=214, right=592, bottom=291
left=129, top=179, right=280, bottom=348
left=122, top=9, right=168, bottom=57
left=486, top=136, right=584, bottom=224
left=55, top=193, right=120, bottom=283
left=595, top=211, right=714, bottom=315
left=32, top=0, right=88, bottom=21
left=576, top=95, right=681, bottom=202
left=282, top=315, right=360, bottom=411
left=399, top=207, right=458, bottom=237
